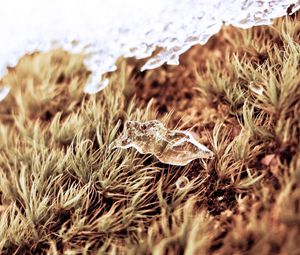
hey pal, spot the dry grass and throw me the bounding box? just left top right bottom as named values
left=0, top=13, right=299, bottom=254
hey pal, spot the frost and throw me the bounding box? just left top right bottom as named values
left=0, top=0, right=299, bottom=93
left=111, top=120, right=214, bottom=166
left=0, top=86, right=10, bottom=102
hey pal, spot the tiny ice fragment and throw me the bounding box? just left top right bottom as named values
left=176, top=176, right=190, bottom=190
left=249, top=81, right=264, bottom=95
left=111, top=120, right=214, bottom=166
left=0, top=86, right=10, bottom=102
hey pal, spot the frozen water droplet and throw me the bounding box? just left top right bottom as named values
left=111, top=120, right=214, bottom=166
left=0, top=86, right=10, bottom=102
left=176, top=176, right=190, bottom=190
left=249, top=81, right=264, bottom=95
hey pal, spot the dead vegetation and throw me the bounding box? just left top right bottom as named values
left=0, top=13, right=299, bottom=255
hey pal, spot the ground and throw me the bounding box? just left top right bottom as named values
left=0, top=13, right=299, bottom=255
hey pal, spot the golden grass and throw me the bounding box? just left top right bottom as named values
left=0, top=13, right=299, bottom=254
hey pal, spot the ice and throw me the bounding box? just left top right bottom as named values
left=249, top=81, right=264, bottom=95
left=111, top=120, right=214, bottom=166
left=0, top=0, right=298, bottom=94
left=83, top=78, right=109, bottom=95
left=176, top=176, right=190, bottom=190
left=0, top=86, right=10, bottom=102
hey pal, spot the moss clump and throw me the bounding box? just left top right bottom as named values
left=0, top=13, right=299, bottom=254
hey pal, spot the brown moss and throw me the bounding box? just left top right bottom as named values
left=0, top=50, right=89, bottom=125
left=0, top=12, right=299, bottom=255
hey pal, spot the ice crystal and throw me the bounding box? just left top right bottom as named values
left=0, top=0, right=299, bottom=94
left=111, top=120, right=214, bottom=166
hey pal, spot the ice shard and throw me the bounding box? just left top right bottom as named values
left=111, top=120, right=214, bottom=166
